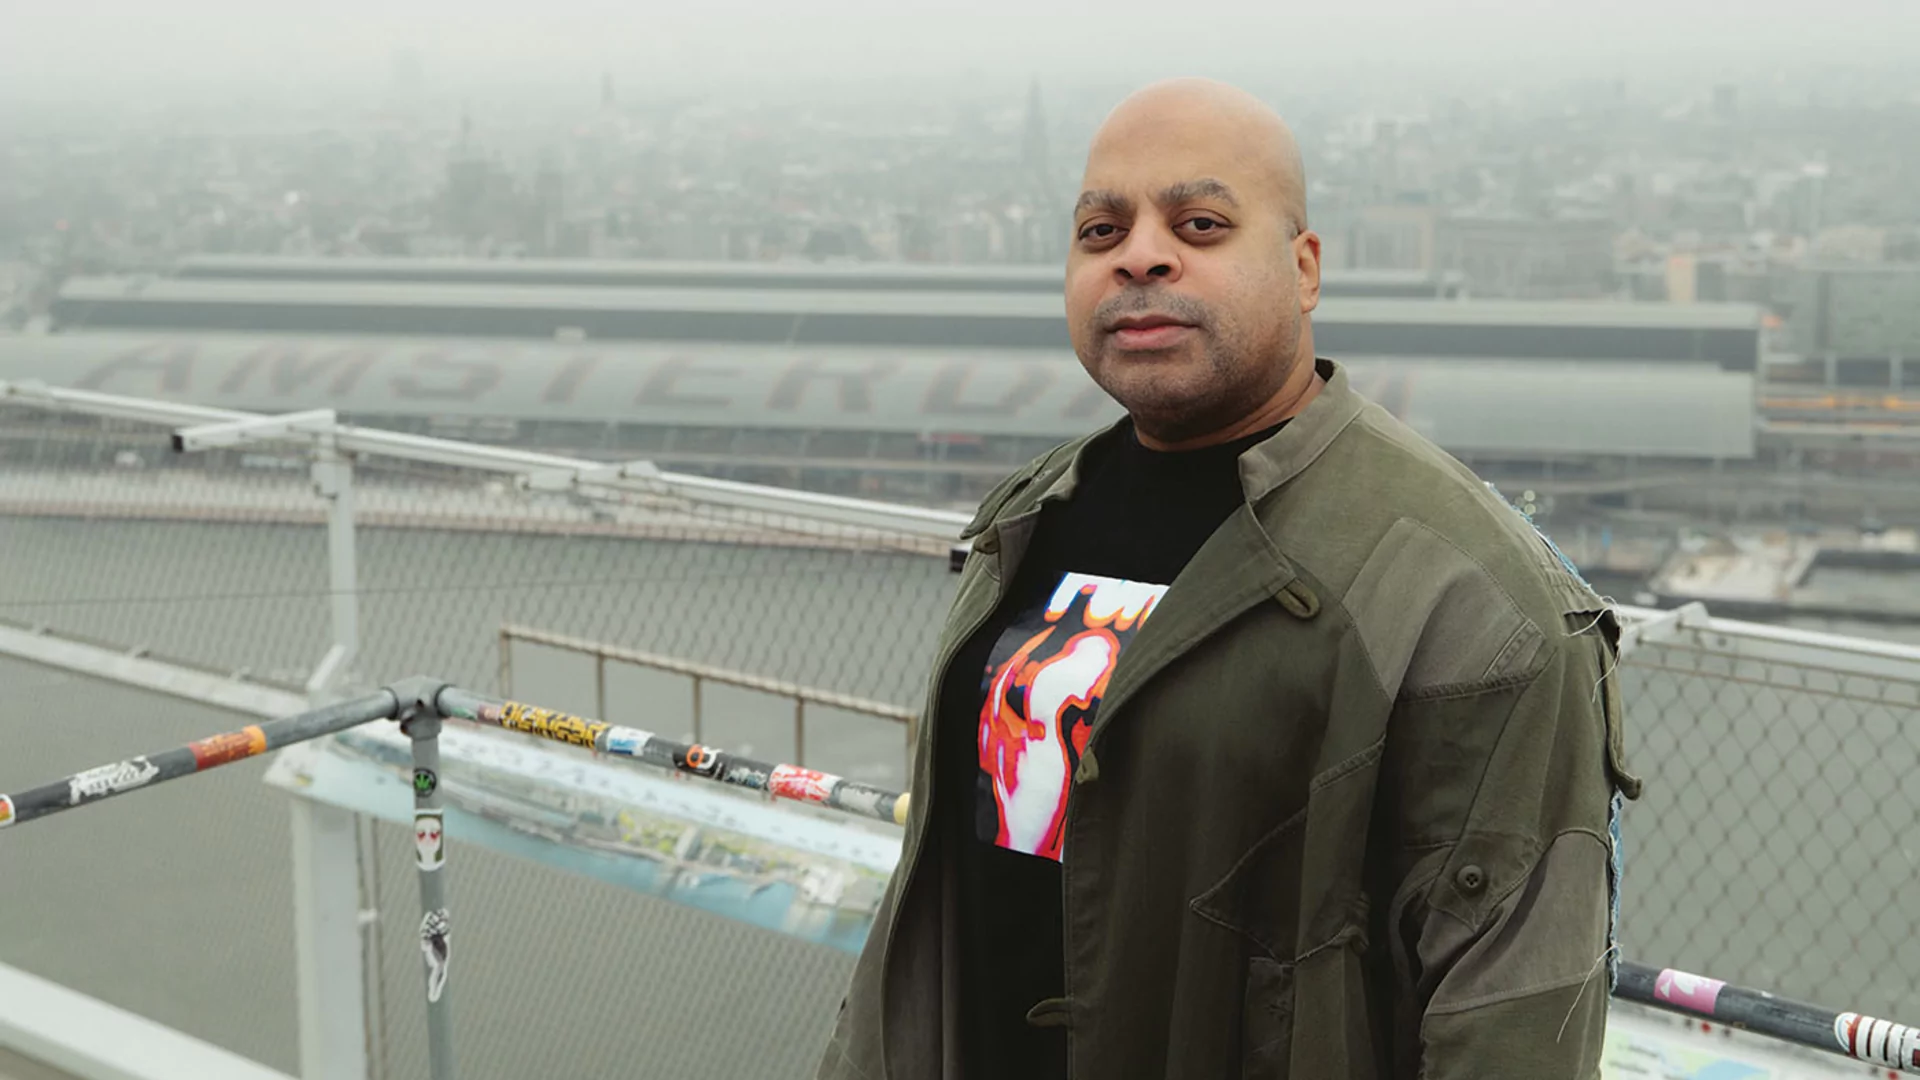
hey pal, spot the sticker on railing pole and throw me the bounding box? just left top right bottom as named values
left=188, top=725, right=268, bottom=769
left=413, top=768, right=437, bottom=799
left=677, top=745, right=724, bottom=777
left=0, top=795, right=14, bottom=829
left=487, top=701, right=608, bottom=749
left=67, top=758, right=159, bottom=806
left=769, top=765, right=834, bottom=804
left=605, top=726, right=654, bottom=757
left=414, top=810, right=445, bottom=872
left=1653, top=968, right=1725, bottom=1015
left=1834, top=1012, right=1920, bottom=1068
left=420, top=908, right=450, bottom=1003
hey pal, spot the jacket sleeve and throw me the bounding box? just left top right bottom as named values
left=1390, top=618, right=1638, bottom=1079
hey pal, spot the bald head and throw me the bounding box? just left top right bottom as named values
left=1089, top=78, right=1307, bottom=234
left=1065, top=77, right=1323, bottom=450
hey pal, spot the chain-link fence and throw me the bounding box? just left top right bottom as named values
left=1615, top=622, right=1920, bottom=1022
left=0, top=655, right=301, bottom=1074
left=4, top=394, right=1920, bottom=1078
left=363, top=799, right=853, bottom=1080
left=0, top=403, right=331, bottom=685
left=342, top=452, right=954, bottom=705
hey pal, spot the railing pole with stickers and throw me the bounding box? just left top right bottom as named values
left=0, top=679, right=463, bottom=1080
left=0, top=689, right=400, bottom=829
left=395, top=683, right=458, bottom=1080
left=6, top=681, right=1913, bottom=1076
left=432, top=686, right=912, bottom=827
left=1615, top=961, right=1919, bottom=1075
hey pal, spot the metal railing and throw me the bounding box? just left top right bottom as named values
left=3, top=381, right=1919, bottom=1078
left=0, top=679, right=457, bottom=1080
left=497, top=623, right=916, bottom=775
left=7, top=681, right=1912, bottom=1076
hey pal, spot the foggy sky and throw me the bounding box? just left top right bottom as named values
left=4, top=0, right=1919, bottom=105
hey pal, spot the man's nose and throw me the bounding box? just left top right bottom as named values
left=1111, top=222, right=1182, bottom=284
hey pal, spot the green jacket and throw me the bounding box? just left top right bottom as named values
left=817, top=358, right=1642, bottom=1080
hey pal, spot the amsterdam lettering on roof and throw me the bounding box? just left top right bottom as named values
left=0, top=331, right=1756, bottom=458
left=46, top=336, right=1131, bottom=438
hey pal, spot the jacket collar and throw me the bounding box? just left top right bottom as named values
left=1028, top=356, right=1364, bottom=512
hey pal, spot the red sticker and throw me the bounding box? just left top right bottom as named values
left=769, top=765, right=835, bottom=804
left=0, top=794, right=14, bottom=829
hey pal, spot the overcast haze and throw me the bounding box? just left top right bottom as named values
left=5, top=0, right=1920, bottom=105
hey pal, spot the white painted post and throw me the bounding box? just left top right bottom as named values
left=308, top=436, right=359, bottom=697
left=295, top=435, right=371, bottom=1079
left=290, top=797, right=371, bottom=1080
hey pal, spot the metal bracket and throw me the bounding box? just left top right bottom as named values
left=172, top=409, right=339, bottom=453
left=516, top=458, right=664, bottom=493
left=385, top=675, right=450, bottom=729
left=1617, top=601, right=1709, bottom=657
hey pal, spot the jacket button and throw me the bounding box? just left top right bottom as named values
left=1456, top=864, right=1487, bottom=894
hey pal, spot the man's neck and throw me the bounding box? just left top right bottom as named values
left=1135, top=361, right=1324, bottom=453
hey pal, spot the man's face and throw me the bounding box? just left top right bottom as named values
left=1066, top=125, right=1318, bottom=444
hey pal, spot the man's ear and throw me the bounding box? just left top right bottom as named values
left=1294, top=228, right=1323, bottom=313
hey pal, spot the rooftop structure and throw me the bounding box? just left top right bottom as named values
left=0, top=331, right=1756, bottom=461
left=51, top=277, right=1763, bottom=369
left=172, top=255, right=1466, bottom=300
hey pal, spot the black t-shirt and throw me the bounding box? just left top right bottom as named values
left=937, top=416, right=1288, bottom=1079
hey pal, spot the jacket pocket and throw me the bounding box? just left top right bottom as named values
left=1242, top=955, right=1297, bottom=1080
left=1189, top=805, right=1308, bottom=961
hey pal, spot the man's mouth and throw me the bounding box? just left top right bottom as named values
left=1108, top=315, right=1197, bottom=350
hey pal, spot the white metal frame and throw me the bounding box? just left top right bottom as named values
left=0, top=381, right=973, bottom=540
left=1613, top=601, right=1920, bottom=682
left=0, top=962, right=298, bottom=1080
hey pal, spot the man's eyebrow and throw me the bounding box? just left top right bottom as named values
left=1157, top=177, right=1239, bottom=208
left=1074, top=189, right=1131, bottom=216
left=1073, top=179, right=1241, bottom=218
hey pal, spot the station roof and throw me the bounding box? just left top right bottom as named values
left=61, top=275, right=1760, bottom=330
left=0, top=331, right=1757, bottom=461
left=172, top=255, right=1460, bottom=298
left=52, top=277, right=1762, bottom=367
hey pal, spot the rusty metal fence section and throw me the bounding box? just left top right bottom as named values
left=497, top=623, right=915, bottom=792
left=1613, top=603, right=1920, bottom=1023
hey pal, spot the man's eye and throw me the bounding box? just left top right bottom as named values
left=1079, top=223, right=1119, bottom=241
left=1182, top=216, right=1225, bottom=234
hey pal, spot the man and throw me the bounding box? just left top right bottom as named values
left=816, top=78, right=1640, bottom=1080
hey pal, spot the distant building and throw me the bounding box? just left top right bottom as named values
left=1712, top=83, right=1738, bottom=121
left=1781, top=264, right=1920, bottom=387
left=1345, top=203, right=1438, bottom=273
left=1436, top=214, right=1616, bottom=299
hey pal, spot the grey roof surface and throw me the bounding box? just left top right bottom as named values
left=60, top=275, right=1760, bottom=330
left=172, top=255, right=1457, bottom=297
left=0, top=331, right=1756, bottom=459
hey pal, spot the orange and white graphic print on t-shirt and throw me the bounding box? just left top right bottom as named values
left=975, top=571, right=1168, bottom=862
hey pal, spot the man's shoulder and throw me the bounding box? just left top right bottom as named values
left=1281, top=403, right=1610, bottom=697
